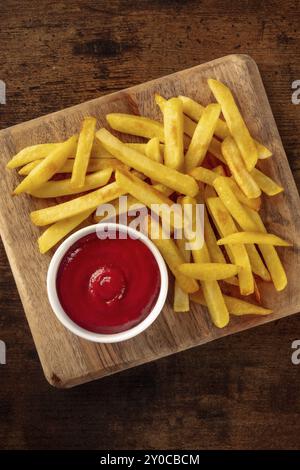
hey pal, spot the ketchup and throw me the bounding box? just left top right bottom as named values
left=56, top=231, right=161, bottom=334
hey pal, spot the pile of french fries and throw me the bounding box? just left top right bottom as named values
left=6, top=78, right=292, bottom=328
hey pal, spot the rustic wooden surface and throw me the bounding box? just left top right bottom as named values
left=1, top=0, right=300, bottom=450
left=2, top=53, right=300, bottom=390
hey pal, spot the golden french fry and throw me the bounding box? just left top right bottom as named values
left=255, top=142, right=272, bottom=159
left=38, top=209, right=94, bottom=254
left=251, top=167, right=283, bottom=196
left=71, top=117, right=96, bottom=188
left=107, top=113, right=165, bottom=141
left=13, top=135, right=78, bottom=195
left=115, top=169, right=182, bottom=229
left=174, top=236, right=190, bottom=312
left=191, top=291, right=272, bottom=315
left=179, top=262, right=239, bottom=280
left=126, top=142, right=147, bottom=153
left=162, top=98, right=184, bottom=170
left=178, top=95, right=229, bottom=139
left=19, top=157, right=124, bottom=175
left=189, top=167, right=217, bottom=186
left=244, top=244, right=271, bottom=281
left=96, top=128, right=199, bottom=197
left=30, top=168, right=113, bottom=198
left=178, top=95, right=272, bottom=160
left=147, top=216, right=198, bottom=294
left=185, top=104, right=221, bottom=171
left=217, top=232, right=292, bottom=247
left=244, top=207, right=288, bottom=291
left=227, top=178, right=261, bottom=211
left=145, top=137, right=163, bottom=163
left=6, top=143, right=62, bottom=169
left=180, top=196, right=229, bottom=327
left=30, top=182, right=125, bottom=226
left=155, top=94, right=185, bottom=169
left=208, top=79, right=258, bottom=171
left=212, top=165, right=226, bottom=176
left=222, top=136, right=261, bottom=198
left=145, top=137, right=164, bottom=185
left=206, top=196, right=254, bottom=295
left=213, top=176, right=258, bottom=231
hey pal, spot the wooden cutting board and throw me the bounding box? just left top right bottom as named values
left=0, top=54, right=299, bottom=388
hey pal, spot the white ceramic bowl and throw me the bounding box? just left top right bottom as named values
left=47, top=223, right=168, bottom=343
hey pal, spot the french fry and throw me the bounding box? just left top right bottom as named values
left=6, top=142, right=62, bottom=169
left=255, top=142, right=272, bottom=160
left=185, top=103, right=221, bottom=171
left=71, top=117, right=96, bottom=188
left=145, top=137, right=164, bottom=185
left=178, top=95, right=229, bottom=139
left=179, top=262, right=239, bottom=280
left=19, top=158, right=124, bottom=175
left=147, top=216, right=198, bottom=294
left=189, top=167, right=217, bottom=186
left=30, top=168, right=113, bottom=198
left=251, top=167, right=283, bottom=196
left=206, top=196, right=254, bottom=295
left=96, top=128, right=199, bottom=197
left=212, top=165, right=226, bottom=176
left=208, top=78, right=258, bottom=171
left=222, top=136, right=261, bottom=199
left=107, top=113, right=165, bottom=141
left=30, top=181, right=125, bottom=226
left=38, top=209, right=94, bottom=254
left=178, top=94, right=272, bottom=160
left=180, top=196, right=229, bottom=327
left=191, top=291, right=272, bottom=315
left=13, top=135, right=78, bottom=195
left=174, top=237, right=190, bottom=312
left=227, top=178, right=261, bottom=211
left=217, top=232, right=291, bottom=247
left=244, top=207, right=288, bottom=291
left=145, top=137, right=163, bottom=163
left=213, top=176, right=259, bottom=231
left=115, top=169, right=182, bottom=229
left=162, top=98, right=184, bottom=170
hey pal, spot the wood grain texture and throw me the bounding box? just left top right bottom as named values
left=1, top=0, right=300, bottom=451
left=1, top=53, right=299, bottom=388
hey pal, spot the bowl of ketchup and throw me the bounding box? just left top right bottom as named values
left=47, top=223, right=168, bottom=343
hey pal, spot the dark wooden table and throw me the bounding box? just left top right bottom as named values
left=1, top=0, right=300, bottom=450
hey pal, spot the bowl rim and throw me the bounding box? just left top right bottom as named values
left=47, top=222, right=169, bottom=343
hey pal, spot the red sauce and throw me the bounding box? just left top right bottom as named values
left=56, top=231, right=161, bottom=334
